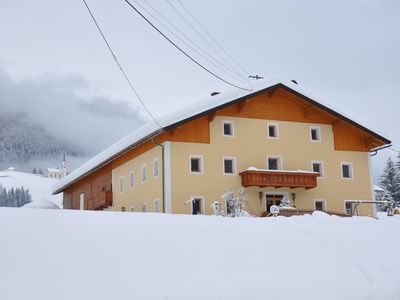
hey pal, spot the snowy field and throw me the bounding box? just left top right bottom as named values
left=0, top=208, right=399, bottom=300
left=0, top=170, right=62, bottom=207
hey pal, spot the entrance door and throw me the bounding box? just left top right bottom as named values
left=192, top=198, right=202, bottom=215
left=266, top=194, right=283, bottom=213
left=79, top=193, right=85, bottom=210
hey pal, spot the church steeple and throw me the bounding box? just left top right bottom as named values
left=61, top=153, right=67, bottom=177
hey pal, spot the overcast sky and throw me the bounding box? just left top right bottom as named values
left=0, top=0, right=399, bottom=181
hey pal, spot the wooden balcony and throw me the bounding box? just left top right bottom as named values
left=239, top=169, right=319, bottom=189
left=88, top=191, right=113, bottom=210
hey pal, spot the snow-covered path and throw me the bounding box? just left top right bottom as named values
left=0, top=208, right=399, bottom=300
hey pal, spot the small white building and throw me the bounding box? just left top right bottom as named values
left=374, top=185, right=384, bottom=202
left=46, top=155, right=67, bottom=179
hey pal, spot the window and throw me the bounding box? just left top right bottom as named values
left=342, top=163, right=353, bottom=179
left=222, top=120, right=234, bottom=137
left=310, top=126, right=321, bottom=142
left=141, top=165, right=147, bottom=182
left=344, top=201, right=352, bottom=215
left=119, top=176, right=124, bottom=193
left=190, top=155, right=203, bottom=174
left=223, top=157, right=236, bottom=175
left=142, top=203, right=147, bottom=212
left=129, top=171, right=135, bottom=188
left=267, top=156, right=282, bottom=170
left=314, top=200, right=326, bottom=211
left=153, top=199, right=159, bottom=213
left=153, top=159, right=159, bottom=178
left=130, top=207, right=135, bottom=212
left=267, top=123, right=279, bottom=139
left=191, top=197, right=204, bottom=215
left=312, top=161, right=324, bottom=178
left=79, top=193, right=84, bottom=210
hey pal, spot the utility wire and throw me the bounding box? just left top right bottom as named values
left=175, top=0, right=250, bottom=76
left=132, top=0, right=248, bottom=85
left=166, top=0, right=247, bottom=80
left=138, top=0, right=248, bottom=84
left=81, top=0, right=162, bottom=128
left=125, top=0, right=252, bottom=92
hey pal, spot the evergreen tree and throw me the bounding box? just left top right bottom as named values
left=379, top=157, right=400, bottom=204
left=32, top=168, right=37, bottom=174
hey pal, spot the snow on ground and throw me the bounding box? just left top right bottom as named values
left=0, top=208, right=399, bottom=300
left=0, top=170, right=62, bottom=207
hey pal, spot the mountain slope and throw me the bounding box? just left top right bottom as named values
left=0, top=112, right=83, bottom=171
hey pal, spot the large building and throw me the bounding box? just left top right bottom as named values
left=52, top=79, right=390, bottom=217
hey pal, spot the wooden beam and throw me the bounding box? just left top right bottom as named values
left=208, top=111, right=217, bottom=122
left=236, top=100, right=248, bottom=113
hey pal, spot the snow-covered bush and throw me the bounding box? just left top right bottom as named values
left=222, top=187, right=250, bottom=217
left=211, top=201, right=224, bottom=216
left=279, top=197, right=292, bottom=208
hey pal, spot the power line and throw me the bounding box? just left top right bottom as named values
left=175, top=0, right=250, bottom=76
left=81, top=0, right=162, bottom=128
left=133, top=0, right=248, bottom=85
left=166, top=0, right=247, bottom=80
left=124, top=0, right=252, bottom=92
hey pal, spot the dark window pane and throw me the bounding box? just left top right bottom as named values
left=315, top=201, right=324, bottom=211
left=192, top=199, right=201, bottom=215
left=191, top=158, right=200, bottom=172
left=224, top=159, right=234, bottom=174
left=269, top=125, right=277, bottom=137
left=268, top=158, right=278, bottom=170
left=342, top=165, right=350, bottom=178
left=311, top=129, right=319, bottom=140
left=223, top=123, right=232, bottom=135
left=313, top=163, right=320, bottom=174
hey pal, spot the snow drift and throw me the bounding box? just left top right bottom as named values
left=0, top=208, right=399, bottom=300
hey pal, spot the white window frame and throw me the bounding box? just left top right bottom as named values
left=142, top=202, right=147, bottom=212
left=223, top=156, right=236, bottom=175
left=190, top=196, right=205, bottom=215
left=311, top=161, right=325, bottom=178
left=267, top=155, right=283, bottom=170
left=153, top=159, right=159, bottom=178
left=189, top=155, right=204, bottom=174
left=79, top=192, right=84, bottom=210
left=314, top=199, right=327, bottom=211
left=310, top=126, right=322, bottom=142
left=267, top=122, right=279, bottom=139
left=153, top=199, right=160, bottom=213
left=141, top=164, right=147, bottom=182
left=222, top=120, right=234, bottom=137
left=341, top=162, right=353, bottom=179
left=129, top=171, right=135, bottom=188
left=119, top=176, right=124, bottom=193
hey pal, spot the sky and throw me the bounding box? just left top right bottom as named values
left=0, top=0, right=399, bottom=181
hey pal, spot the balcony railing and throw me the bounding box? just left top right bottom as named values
left=239, top=169, right=319, bottom=189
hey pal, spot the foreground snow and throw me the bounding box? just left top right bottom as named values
left=0, top=170, right=62, bottom=207
left=0, top=209, right=399, bottom=300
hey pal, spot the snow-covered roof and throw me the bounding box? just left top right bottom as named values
left=374, top=185, right=384, bottom=192
left=47, top=168, right=61, bottom=173
left=242, top=167, right=319, bottom=174
left=52, top=78, right=391, bottom=194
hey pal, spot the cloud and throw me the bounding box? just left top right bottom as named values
left=0, top=70, right=143, bottom=154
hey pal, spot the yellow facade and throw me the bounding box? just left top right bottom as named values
left=112, top=146, right=163, bottom=213
left=113, top=115, right=374, bottom=216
